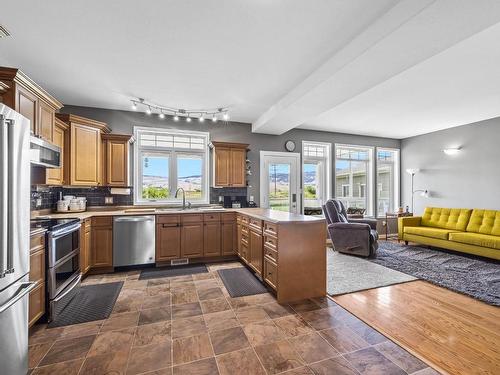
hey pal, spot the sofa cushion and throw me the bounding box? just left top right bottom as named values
left=449, top=232, right=500, bottom=250
left=466, top=209, right=500, bottom=236
left=404, top=226, right=457, bottom=240
left=421, top=207, right=472, bottom=231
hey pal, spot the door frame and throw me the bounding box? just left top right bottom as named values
left=259, top=151, right=301, bottom=213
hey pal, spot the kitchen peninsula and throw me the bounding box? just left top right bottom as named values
left=33, top=207, right=326, bottom=303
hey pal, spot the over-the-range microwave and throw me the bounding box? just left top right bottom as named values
left=30, top=135, right=61, bottom=168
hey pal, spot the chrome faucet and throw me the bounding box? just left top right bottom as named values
left=175, top=187, right=191, bottom=210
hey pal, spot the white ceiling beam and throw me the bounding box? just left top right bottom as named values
left=252, top=0, right=500, bottom=135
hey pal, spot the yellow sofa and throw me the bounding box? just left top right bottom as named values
left=398, top=207, right=500, bottom=260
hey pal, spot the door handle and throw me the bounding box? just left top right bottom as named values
left=0, top=282, right=37, bottom=313
left=0, top=115, right=8, bottom=277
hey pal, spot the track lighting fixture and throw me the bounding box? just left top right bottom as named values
left=129, top=98, right=229, bottom=123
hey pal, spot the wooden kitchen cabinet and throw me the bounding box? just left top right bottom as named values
left=102, top=133, right=133, bottom=187
left=222, top=213, right=237, bottom=255
left=156, top=216, right=181, bottom=261
left=29, top=230, right=46, bottom=327
left=91, top=216, right=113, bottom=268
left=181, top=214, right=204, bottom=258
left=0, top=67, right=62, bottom=139
left=56, top=114, right=111, bottom=186
left=45, top=117, right=69, bottom=185
left=212, top=141, right=248, bottom=187
left=204, top=221, right=221, bottom=257
left=249, top=227, right=263, bottom=275
left=80, top=219, right=91, bottom=275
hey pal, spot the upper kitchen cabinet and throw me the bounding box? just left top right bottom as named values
left=45, top=117, right=69, bottom=185
left=0, top=67, right=62, bottom=141
left=212, top=141, right=248, bottom=187
left=102, top=133, right=134, bottom=187
left=56, top=114, right=111, bottom=186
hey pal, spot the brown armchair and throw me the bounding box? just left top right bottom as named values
left=322, top=199, right=378, bottom=257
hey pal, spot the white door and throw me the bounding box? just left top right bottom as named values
left=260, top=151, right=300, bottom=213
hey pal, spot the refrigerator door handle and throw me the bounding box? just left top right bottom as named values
left=0, top=115, right=8, bottom=278
left=0, top=282, right=36, bottom=313
left=5, top=119, right=15, bottom=275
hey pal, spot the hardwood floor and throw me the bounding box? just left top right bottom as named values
left=333, top=280, right=500, bottom=375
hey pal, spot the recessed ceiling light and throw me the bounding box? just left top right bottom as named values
left=443, top=147, right=461, bottom=155
left=0, top=25, right=11, bottom=39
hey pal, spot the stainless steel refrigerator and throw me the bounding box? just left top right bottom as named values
left=0, top=104, right=35, bottom=375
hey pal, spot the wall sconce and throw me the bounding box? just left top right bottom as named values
left=443, top=147, right=461, bottom=155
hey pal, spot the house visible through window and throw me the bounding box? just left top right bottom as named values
left=335, top=144, right=373, bottom=216
left=302, top=141, right=331, bottom=213
left=134, top=127, right=209, bottom=204
left=376, top=148, right=399, bottom=216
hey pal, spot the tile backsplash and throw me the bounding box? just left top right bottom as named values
left=31, top=186, right=247, bottom=210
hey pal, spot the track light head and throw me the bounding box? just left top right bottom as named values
left=131, top=102, right=137, bottom=111
left=212, top=114, right=217, bottom=123
left=146, top=106, right=152, bottom=115
left=186, top=115, right=192, bottom=123
left=159, top=112, right=165, bottom=119
left=199, top=115, right=205, bottom=122
left=223, top=112, right=229, bottom=121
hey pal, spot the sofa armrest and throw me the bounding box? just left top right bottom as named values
left=398, top=216, right=422, bottom=239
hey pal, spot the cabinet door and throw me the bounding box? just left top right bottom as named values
left=156, top=224, right=181, bottom=261
left=249, top=229, right=263, bottom=275
left=71, top=123, right=101, bottom=186
left=79, top=224, right=87, bottom=273
left=16, top=86, right=37, bottom=135
left=222, top=221, right=237, bottom=255
left=28, top=282, right=45, bottom=328
left=181, top=222, right=204, bottom=258
left=46, top=123, right=65, bottom=185
left=214, top=147, right=231, bottom=187
left=106, top=140, right=128, bottom=186
left=204, top=222, right=221, bottom=257
left=230, top=148, right=246, bottom=187
left=236, top=222, right=242, bottom=256
left=38, top=101, right=54, bottom=142
left=92, top=226, right=113, bottom=267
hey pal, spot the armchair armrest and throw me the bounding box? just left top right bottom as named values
left=398, top=216, right=422, bottom=239
left=349, top=218, right=377, bottom=230
left=329, top=222, right=370, bottom=231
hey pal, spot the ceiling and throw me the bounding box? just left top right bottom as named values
left=1, top=0, right=500, bottom=139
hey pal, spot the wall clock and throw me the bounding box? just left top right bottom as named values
left=285, top=140, right=296, bottom=152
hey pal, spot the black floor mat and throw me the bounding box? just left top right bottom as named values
left=139, top=264, right=208, bottom=280
left=48, top=281, right=123, bottom=328
left=218, top=267, right=268, bottom=297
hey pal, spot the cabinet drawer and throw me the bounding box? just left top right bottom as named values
left=263, top=258, right=277, bottom=290
left=239, top=215, right=249, bottom=224
left=264, top=246, right=278, bottom=263
left=241, top=225, right=249, bottom=236
left=241, top=232, right=249, bottom=246
left=30, top=233, right=45, bottom=251
left=92, top=216, right=113, bottom=227
left=182, top=214, right=203, bottom=223
left=203, top=213, right=221, bottom=222
left=29, top=282, right=45, bottom=327
left=264, top=221, right=278, bottom=236
left=249, top=218, right=262, bottom=231
left=157, top=215, right=180, bottom=224
left=263, top=234, right=278, bottom=250
left=222, top=212, right=236, bottom=222
left=29, top=249, right=45, bottom=283
left=84, top=218, right=92, bottom=231
left=240, top=242, right=249, bottom=262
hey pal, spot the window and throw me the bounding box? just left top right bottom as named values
left=134, top=127, right=209, bottom=204
left=302, top=141, right=331, bottom=212
left=335, top=144, right=373, bottom=216
left=376, top=148, right=399, bottom=216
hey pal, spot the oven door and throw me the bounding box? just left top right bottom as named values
left=48, top=251, right=81, bottom=300
left=48, top=223, right=81, bottom=267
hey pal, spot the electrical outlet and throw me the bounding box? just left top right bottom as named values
left=36, top=198, right=42, bottom=207
left=249, top=195, right=254, bottom=202
left=104, top=196, right=114, bottom=204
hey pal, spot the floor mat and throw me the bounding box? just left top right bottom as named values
left=218, top=267, right=268, bottom=297
left=139, top=264, right=208, bottom=280
left=48, top=281, right=123, bottom=328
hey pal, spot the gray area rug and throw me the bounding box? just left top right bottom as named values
left=371, top=242, right=500, bottom=306
left=327, top=248, right=416, bottom=296
left=48, top=281, right=123, bottom=328
left=218, top=267, right=268, bottom=297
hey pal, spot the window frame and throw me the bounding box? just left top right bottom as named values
left=301, top=141, right=332, bottom=213
left=375, top=147, right=400, bottom=217
left=133, top=127, right=210, bottom=205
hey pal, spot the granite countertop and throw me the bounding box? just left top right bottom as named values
left=32, top=206, right=324, bottom=224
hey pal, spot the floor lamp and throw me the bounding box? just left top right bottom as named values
left=406, top=168, right=429, bottom=213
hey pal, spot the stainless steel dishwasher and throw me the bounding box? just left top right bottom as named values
left=113, top=216, right=155, bottom=267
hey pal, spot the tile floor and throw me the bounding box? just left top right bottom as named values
left=28, top=261, right=441, bottom=375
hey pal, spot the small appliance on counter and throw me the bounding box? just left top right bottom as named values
left=56, top=193, right=86, bottom=212
left=223, top=195, right=248, bottom=209
left=30, top=218, right=82, bottom=322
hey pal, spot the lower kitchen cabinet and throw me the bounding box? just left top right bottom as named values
left=28, top=282, right=45, bottom=327
left=249, top=228, right=263, bottom=275
left=181, top=215, right=204, bottom=258
left=80, top=218, right=91, bottom=275
left=29, top=230, right=46, bottom=327
left=91, top=217, right=113, bottom=268
left=156, top=219, right=181, bottom=261
left=204, top=221, right=221, bottom=256
left=221, top=214, right=237, bottom=255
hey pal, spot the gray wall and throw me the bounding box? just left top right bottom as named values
left=61, top=105, right=400, bottom=206
left=401, top=117, right=500, bottom=214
